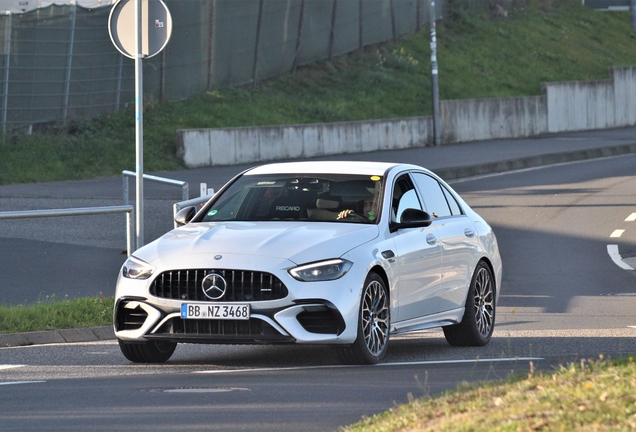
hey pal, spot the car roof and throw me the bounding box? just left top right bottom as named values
left=245, top=161, right=424, bottom=176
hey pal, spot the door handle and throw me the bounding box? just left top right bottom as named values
left=426, top=233, right=437, bottom=245
left=464, top=228, right=475, bottom=238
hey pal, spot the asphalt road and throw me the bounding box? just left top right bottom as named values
left=1, top=153, right=635, bottom=431
left=1, top=127, right=636, bottom=307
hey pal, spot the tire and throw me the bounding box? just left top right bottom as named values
left=118, top=339, right=177, bottom=363
left=337, top=272, right=390, bottom=365
left=443, top=261, right=495, bottom=347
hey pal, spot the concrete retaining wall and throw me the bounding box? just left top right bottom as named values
left=177, top=117, right=432, bottom=168
left=177, top=66, right=636, bottom=168
left=441, top=95, right=548, bottom=143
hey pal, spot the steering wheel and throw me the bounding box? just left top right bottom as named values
left=341, top=211, right=369, bottom=222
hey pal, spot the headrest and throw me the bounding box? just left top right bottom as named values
left=316, top=198, right=339, bottom=209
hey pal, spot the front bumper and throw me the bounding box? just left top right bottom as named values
left=113, top=260, right=367, bottom=345
left=114, top=297, right=347, bottom=345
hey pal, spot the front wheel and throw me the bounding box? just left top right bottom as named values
left=337, top=272, right=390, bottom=365
left=443, top=261, right=496, bottom=346
left=118, top=339, right=177, bottom=363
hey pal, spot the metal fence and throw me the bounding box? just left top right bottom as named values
left=0, top=0, right=443, bottom=132
left=0, top=4, right=134, bottom=132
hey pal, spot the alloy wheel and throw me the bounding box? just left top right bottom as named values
left=473, top=266, right=495, bottom=337
left=361, top=280, right=389, bottom=356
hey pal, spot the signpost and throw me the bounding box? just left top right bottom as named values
left=109, top=0, right=172, bottom=249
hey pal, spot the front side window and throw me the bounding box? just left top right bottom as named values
left=197, top=173, right=384, bottom=224
left=392, top=174, right=422, bottom=222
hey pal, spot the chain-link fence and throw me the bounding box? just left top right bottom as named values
left=0, top=0, right=444, bottom=132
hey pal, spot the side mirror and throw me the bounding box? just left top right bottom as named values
left=390, top=208, right=433, bottom=232
left=174, top=206, right=196, bottom=226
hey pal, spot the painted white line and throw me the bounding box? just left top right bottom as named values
left=195, top=365, right=351, bottom=374
left=194, top=357, right=544, bottom=374
left=607, top=244, right=635, bottom=270
left=626, top=213, right=636, bottom=222
left=378, top=357, right=543, bottom=367
left=0, top=340, right=118, bottom=350
left=448, top=153, right=636, bottom=184
left=0, top=365, right=25, bottom=371
left=610, top=229, right=625, bottom=238
left=0, top=381, right=45, bottom=386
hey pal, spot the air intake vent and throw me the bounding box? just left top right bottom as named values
left=115, top=302, right=147, bottom=331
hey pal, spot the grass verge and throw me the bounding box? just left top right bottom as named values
left=0, top=295, right=114, bottom=333
left=343, top=357, right=636, bottom=431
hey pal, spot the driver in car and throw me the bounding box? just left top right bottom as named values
left=337, top=195, right=376, bottom=221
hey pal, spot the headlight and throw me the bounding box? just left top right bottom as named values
left=289, top=259, right=352, bottom=282
left=122, top=256, right=155, bottom=280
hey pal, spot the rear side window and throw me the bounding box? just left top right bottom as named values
left=412, top=173, right=451, bottom=218
left=441, top=185, right=462, bottom=216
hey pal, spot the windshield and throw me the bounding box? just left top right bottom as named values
left=199, top=173, right=384, bottom=224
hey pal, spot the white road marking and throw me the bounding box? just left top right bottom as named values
left=194, top=357, right=544, bottom=374
left=0, top=365, right=25, bottom=371
left=163, top=387, right=251, bottom=393
left=448, top=153, right=636, bottom=184
left=378, top=358, right=544, bottom=367
left=607, top=244, right=635, bottom=270
left=610, top=229, right=625, bottom=238
left=626, top=213, right=636, bottom=222
left=0, top=381, right=45, bottom=386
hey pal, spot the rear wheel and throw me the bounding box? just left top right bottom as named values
left=443, top=261, right=495, bottom=346
left=338, top=272, right=390, bottom=365
left=118, top=339, right=177, bottom=363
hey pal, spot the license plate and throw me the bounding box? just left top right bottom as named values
left=181, top=303, right=250, bottom=320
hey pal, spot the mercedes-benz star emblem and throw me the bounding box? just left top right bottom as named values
left=201, top=273, right=227, bottom=300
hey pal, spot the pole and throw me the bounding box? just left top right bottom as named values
left=135, top=0, right=144, bottom=249
left=62, top=0, right=76, bottom=124
left=2, top=12, right=12, bottom=134
left=329, top=0, right=337, bottom=61
left=631, top=0, right=636, bottom=30
left=429, top=0, right=441, bottom=146
left=252, top=0, right=264, bottom=85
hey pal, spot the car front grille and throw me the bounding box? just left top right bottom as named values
left=149, top=269, right=288, bottom=302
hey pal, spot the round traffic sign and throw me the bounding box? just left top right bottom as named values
left=108, top=0, right=172, bottom=59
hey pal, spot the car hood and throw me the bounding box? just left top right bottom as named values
left=135, top=221, right=380, bottom=268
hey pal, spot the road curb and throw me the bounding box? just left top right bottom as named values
left=437, top=142, right=636, bottom=180
left=0, top=326, right=114, bottom=348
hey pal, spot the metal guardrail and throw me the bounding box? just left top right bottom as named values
left=0, top=173, right=191, bottom=259
left=0, top=205, right=134, bottom=256
left=122, top=170, right=193, bottom=232
left=122, top=170, right=189, bottom=206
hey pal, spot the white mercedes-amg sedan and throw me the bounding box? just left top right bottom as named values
left=114, top=161, right=502, bottom=364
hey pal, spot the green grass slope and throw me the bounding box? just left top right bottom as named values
left=0, top=0, right=634, bottom=185
left=343, top=357, right=636, bottom=431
